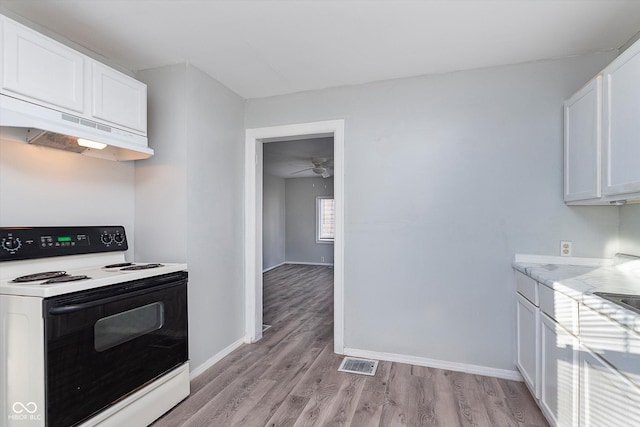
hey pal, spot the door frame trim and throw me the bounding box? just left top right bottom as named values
left=244, top=119, right=345, bottom=354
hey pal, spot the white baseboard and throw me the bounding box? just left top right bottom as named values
left=263, top=261, right=286, bottom=273
left=189, top=337, right=245, bottom=380
left=343, top=347, right=523, bottom=382
left=284, top=261, right=334, bottom=267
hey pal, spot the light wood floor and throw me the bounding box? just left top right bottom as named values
left=153, top=264, right=548, bottom=427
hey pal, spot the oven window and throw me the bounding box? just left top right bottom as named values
left=94, top=302, right=165, bottom=352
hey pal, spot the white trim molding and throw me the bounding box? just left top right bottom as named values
left=189, top=337, right=245, bottom=380
left=262, top=261, right=287, bottom=273
left=244, top=119, right=346, bottom=354
left=284, top=261, right=334, bottom=267
left=343, top=347, right=523, bottom=382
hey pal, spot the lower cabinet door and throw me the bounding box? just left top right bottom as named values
left=540, top=313, right=578, bottom=427
left=516, top=293, right=539, bottom=398
left=580, top=346, right=640, bottom=427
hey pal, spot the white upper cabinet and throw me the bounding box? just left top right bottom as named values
left=564, top=39, right=640, bottom=204
left=0, top=15, right=147, bottom=137
left=564, top=76, right=601, bottom=202
left=0, top=16, right=85, bottom=113
left=602, top=44, right=640, bottom=197
left=91, top=62, right=147, bottom=134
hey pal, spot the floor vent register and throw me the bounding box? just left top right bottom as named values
left=338, top=357, right=379, bottom=376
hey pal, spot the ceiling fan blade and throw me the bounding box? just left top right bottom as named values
left=290, top=167, right=313, bottom=175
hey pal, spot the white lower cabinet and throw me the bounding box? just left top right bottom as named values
left=579, top=346, right=640, bottom=427
left=540, top=313, right=578, bottom=427
left=516, top=293, right=539, bottom=398
left=515, top=273, right=640, bottom=427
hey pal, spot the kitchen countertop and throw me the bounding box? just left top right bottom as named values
left=513, top=254, right=640, bottom=334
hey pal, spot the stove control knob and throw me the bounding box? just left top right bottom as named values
left=113, top=233, right=125, bottom=244
left=100, top=234, right=113, bottom=245
left=2, top=236, right=22, bottom=253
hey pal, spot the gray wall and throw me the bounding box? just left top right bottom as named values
left=263, top=173, right=286, bottom=270
left=245, top=53, right=620, bottom=371
left=620, top=204, right=640, bottom=256
left=135, top=63, right=188, bottom=262
left=136, top=62, right=245, bottom=372
left=0, top=136, right=135, bottom=256
left=285, top=177, right=334, bottom=264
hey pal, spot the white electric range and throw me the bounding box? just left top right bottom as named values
left=0, top=226, right=190, bottom=427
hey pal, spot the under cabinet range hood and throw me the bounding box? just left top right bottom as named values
left=0, top=94, right=154, bottom=161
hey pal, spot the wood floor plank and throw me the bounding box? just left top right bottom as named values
left=379, top=363, right=435, bottom=427
left=153, top=264, right=548, bottom=427
left=264, top=394, right=311, bottom=427
left=289, top=343, right=344, bottom=399
left=350, top=389, right=386, bottom=427
left=316, top=374, right=366, bottom=427
left=478, top=375, right=519, bottom=427
left=497, top=377, right=549, bottom=426
left=449, top=370, right=494, bottom=427
left=431, top=368, right=464, bottom=427
left=234, top=343, right=325, bottom=426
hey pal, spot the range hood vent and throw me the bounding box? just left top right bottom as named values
left=27, top=130, right=86, bottom=153
left=0, top=94, right=153, bottom=161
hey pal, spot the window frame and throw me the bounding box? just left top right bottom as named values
left=316, top=196, right=335, bottom=244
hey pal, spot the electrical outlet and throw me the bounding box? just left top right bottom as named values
left=321, top=256, right=325, bottom=262
left=560, top=241, right=572, bottom=257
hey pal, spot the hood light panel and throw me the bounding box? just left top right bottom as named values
left=77, top=138, right=107, bottom=150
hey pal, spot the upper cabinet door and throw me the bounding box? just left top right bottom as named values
left=91, top=62, right=147, bottom=135
left=602, top=44, right=640, bottom=197
left=1, top=17, right=84, bottom=113
left=564, top=76, right=602, bottom=202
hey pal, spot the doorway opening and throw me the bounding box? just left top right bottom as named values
left=244, top=120, right=345, bottom=354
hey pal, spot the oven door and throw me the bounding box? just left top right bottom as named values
left=43, top=271, right=188, bottom=427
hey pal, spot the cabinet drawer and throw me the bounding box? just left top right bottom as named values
left=515, top=270, right=538, bottom=306
left=539, top=284, right=578, bottom=335
left=579, top=303, right=640, bottom=388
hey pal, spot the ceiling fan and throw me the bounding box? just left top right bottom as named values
left=291, top=157, right=333, bottom=178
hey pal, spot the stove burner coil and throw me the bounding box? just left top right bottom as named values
left=120, top=263, right=164, bottom=271
left=12, top=271, right=67, bottom=283
left=104, top=262, right=134, bottom=268
left=42, top=275, right=91, bottom=284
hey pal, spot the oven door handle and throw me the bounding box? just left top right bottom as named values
left=48, top=281, right=184, bottom=315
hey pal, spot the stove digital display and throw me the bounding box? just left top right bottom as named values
left=39, top=234, right=89, bottom=249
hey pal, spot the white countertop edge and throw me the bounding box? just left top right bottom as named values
left=513, top=256, right=640, bottom=334
left=513, top=254, right=613, bottom=267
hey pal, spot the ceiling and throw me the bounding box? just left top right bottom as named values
left=2, top=1, right=640, bottom=99
left=264, top=137, right=334, bottom=178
